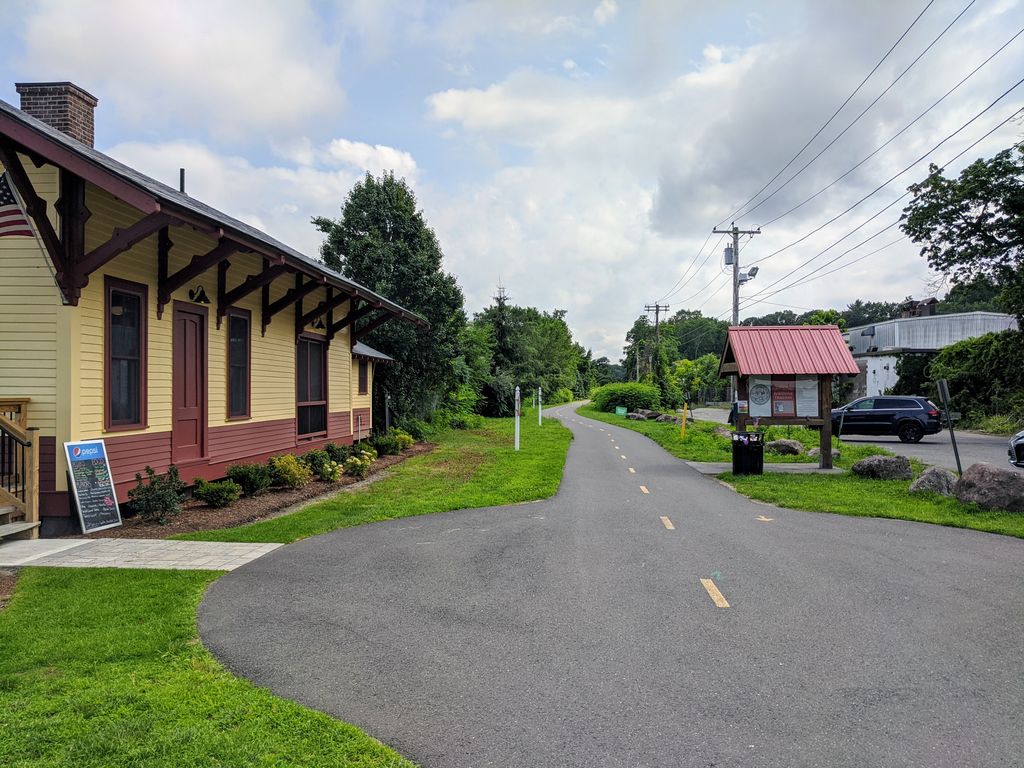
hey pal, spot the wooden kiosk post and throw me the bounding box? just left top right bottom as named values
left=718, top=326, right=858, bottom=470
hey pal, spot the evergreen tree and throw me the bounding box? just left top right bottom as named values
left=314, top=172, right=466, bottom=424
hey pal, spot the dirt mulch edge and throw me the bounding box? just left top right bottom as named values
left=79, top=442, right=437, bottom=540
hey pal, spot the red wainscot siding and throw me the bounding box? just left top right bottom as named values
left=38, top=411, right=358, bottom=512
left=352, top=407, right=371, bottom=441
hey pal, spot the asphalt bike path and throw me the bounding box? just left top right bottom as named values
left=200, top=403, right=1024, bottom=768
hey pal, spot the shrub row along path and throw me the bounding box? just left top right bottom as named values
left=200, top=403, right=1024, bottom=768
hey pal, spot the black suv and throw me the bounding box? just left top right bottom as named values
left=832, top=396, right=943, bottom=443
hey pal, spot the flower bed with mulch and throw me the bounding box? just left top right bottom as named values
left=82, top=442, right=436, bottom=540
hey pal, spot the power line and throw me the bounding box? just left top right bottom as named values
left=735, top=0, right=978, bottom=224
left=744, top=74, right=1024, bottom=270
left=658, top=233, right=725, bottom=302
left=741, top=103, right=1024, bottom=309
left=757, top=20, right=1022, bottom=229
left=715, top=0, right=936, bottom=228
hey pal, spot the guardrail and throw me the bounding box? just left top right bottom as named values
left=0, top=412, right=39, bottom=533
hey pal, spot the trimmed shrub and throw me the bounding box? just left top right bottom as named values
left=225, top=463, right=273, bottom=497
left=371, top=432, right=402, bottom=456
left=359, top=445, right=378, bottom=461
left=344, top=453, right=373, bottom=479
left=300, top=449, right=332, bottom=478
left=591, top=382, right=661, bottom=413
left=127, top=465, right=185, bottom=524
left=397, top=418, right=429, bottom=440
left=392, top=428, right=414, bottom=450
left=324, top=442, right=352, bottom=464
left=547, top=387, right=575, bottom=405
left=192, top=478, right=242, bottom=508
left=268, top=454, right=313, bottom=489
left=319, top=459, right=343, bottom=482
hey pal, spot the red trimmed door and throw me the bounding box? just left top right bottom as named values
left=172, top=304, right=207, bottom=462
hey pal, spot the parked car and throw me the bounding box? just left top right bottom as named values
left=832, top=396, right=943, bottom=443
left=1010, top=430, right=1024, bottom=468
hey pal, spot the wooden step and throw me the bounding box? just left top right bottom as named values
left=0, top=505, right=15, bottom=525
left=0, top=521, right=40, bottom=541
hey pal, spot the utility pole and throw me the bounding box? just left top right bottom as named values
left=644, top=303, right=670, bottom=376
left=712, top=223, right=760, bottom=326
left=713, top=223, right=760, bottom=401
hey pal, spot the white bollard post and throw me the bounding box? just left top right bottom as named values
left=514, top=386, right=521, bottom=451
left=538, top=387, right=542, bottom=425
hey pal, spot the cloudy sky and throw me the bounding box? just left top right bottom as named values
left=2, top=0, right=1022, bottom=359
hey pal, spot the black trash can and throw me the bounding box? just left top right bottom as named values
left=731, top=432, right=764, bottom=475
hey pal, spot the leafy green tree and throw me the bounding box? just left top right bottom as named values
left=741, top=309, right=799, bottom=326
left=622, top=316, right=654, bottom=381
left=902, top=144, right=1024, bottom=322
left=667, top=310, right=728, bottom=360
left=314, top=172, right=466, bottom=424
left=802, top=308, right=847, bottom=331
left=937, top=274, right=1001, bottom=314
left=592, top=356, right=624, bottom=386
left=842, top=299, right=900, bottom=327
left=671, top=353, right=726, bottom=403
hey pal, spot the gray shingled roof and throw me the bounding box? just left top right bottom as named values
left=352, top=342, right=394, bottom=362
left=0, top=97, right=427, bottom=328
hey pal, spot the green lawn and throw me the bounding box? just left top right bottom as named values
left=0, top=568, right=416, bottom=768
left=0, top=413, right=573, bottom=767
left=576, top=402, right=886, bottom=467
left=178, top=411, right=571, bottom=544
left=722, top=471, right=1024, bottom=539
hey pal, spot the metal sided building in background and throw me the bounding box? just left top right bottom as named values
left=0, top=82, right=426, bottom=538
left=844, top=310, right=1018, bottom=399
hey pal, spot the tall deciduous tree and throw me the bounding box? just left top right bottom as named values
left=902, top=144, right=1024, bottom=322
left=314, top=172, right=466, bottom=424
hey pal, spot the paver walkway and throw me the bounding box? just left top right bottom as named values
left=0, top=537, right=280, bottom=570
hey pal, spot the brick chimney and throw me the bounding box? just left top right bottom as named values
left=15, top=82, right=98, bottom=147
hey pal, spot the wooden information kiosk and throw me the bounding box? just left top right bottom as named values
left=718, top=325, right=859, bottom=469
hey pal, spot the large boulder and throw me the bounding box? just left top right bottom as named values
left=626, top=412, right=645, bottom=421
left=851, top=455, right=913, bottom=480
left=655, top=414, right=682, bottom=424
left=909, top=466, right=957, bottom=497
left=954, top=463, right=1024, bottom=513
left=766, top=439, right=804, bottom=455
left=636, top=409, right=658, bottom=420
left=807, top=447, right=842, bottom=461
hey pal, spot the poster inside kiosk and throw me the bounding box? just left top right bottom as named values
left=748, top=376, right=820, bottom=418
left=63, top=440, right=122, bottom=533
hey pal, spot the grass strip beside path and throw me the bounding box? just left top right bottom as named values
left=721, top=471, right=1024, bottom=539
left=576, top=403, right=886, bottom=468
left=178, top=411, right=572, bottom=544
left=0, top=568, right=416, bottom=768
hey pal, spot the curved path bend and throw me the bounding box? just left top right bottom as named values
left=200, top=403, right=1024, bottom=768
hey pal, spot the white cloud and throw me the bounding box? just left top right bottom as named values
left=19, top=0, right=344, bottom=143
left=105, top=140, right=372, bottom=257
left=593, top=0, right=618, bottom=26
left=325, top=139, right=418, bottom=180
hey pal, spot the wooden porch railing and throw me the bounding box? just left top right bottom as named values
left=0, top=401, right=39, bottom=537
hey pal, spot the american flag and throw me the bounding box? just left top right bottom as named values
left=0, top=172, right=33, bottom=238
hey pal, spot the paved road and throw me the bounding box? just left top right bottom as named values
left=694, top=406, right=1020, bottom=473
left=838, top=429, right=1021, bottom=473
left=200, top=404, right=1024, bottom=767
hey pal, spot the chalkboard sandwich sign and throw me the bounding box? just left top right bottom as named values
left=63, top=440, right=122, bottom=533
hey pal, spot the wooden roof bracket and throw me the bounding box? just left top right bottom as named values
left=353, top=312, right=395, bottom=342
left=328, top=301, right=376, bottom=337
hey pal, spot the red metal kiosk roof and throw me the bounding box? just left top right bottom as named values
left=720, top=325, right=859, bottom=376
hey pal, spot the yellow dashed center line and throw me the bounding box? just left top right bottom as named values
left=660, top=515, right=674, bottom=530
left=700, top=578, right=730, bottom=608
left=639, top=485, right=649, bottom=494
left=628, top=467, right=636, bottom=474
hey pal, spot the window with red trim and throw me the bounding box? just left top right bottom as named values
left=105, top=278, right=147, bottom=430
left=358, top=358, right=369, bottom=395
left=227, top=309, right=250, bottom=419
left=297, top=337, right=327, bottom=436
